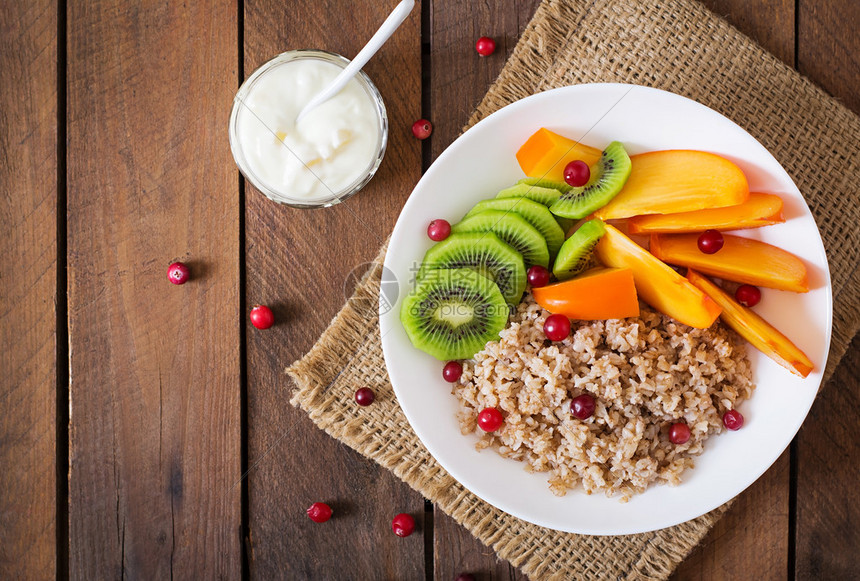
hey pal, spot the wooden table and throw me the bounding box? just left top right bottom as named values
left=2, top=0, right=858, bottom=578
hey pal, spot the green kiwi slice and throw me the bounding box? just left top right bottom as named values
left=549, top=141, right=632, bottom=219
left=552, top=218, right=606, bottom=281
left=419, top=232, right=526, bottom=305
left=496, top=183, right=562, bottom=206
left=463, top=197, right=565, bottom=257
left=517, top=177, right=573, bottom=194
left=508, top=178, right=575, bottom=236
left=451, top=210, right=550, bottom=268
left=400, top=268, right=510, bottom=360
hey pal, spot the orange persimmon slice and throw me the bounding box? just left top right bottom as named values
left=532, top=267, right=640, bottom=320
left=650, top=233, right=809, bottom=293
left=594, top=150, right=749, bottom=220
left=687, top=270, right=814, bottom=377
left=627, top=192, right=785, bottom=234
left=516, top=128, right=602, bottom=182
left=594, top=224, right=721, bottom=328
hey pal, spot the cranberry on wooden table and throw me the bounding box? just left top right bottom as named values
left=412, top=118, right=432, bottom=140
left=475, top=36, right=495, bottom=56
left=307, top=502, right=332, bottom=523
left=167, top=261, right=190, bottom=285
left=249, top=305, right=275, bottom=329
left=391, top=513, right=416, bottom=537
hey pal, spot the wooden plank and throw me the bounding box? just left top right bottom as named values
left=673, top=452, right=791, bottom=580
left=434, top=511, right=528, bottom=581
left=242, top=1, right=425, bottom=578
left=428, top=0, right=541, bottom=164
left=66, top=1, right=241, bottom=578
left=0, top=1, right=59, bottom=578
left=798, top=0, right=860, bottom=113
left=701, top=0, right=795, bottom=67
left=795, top=4, right=860, bottom=577
left=795, top=336, right=860, bottom=578
left=428, top=2, right=539, bottom=579
left=672, top=3, right=796, bottom=579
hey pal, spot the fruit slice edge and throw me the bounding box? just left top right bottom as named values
left=627, top=192, right=785, bottom=234
left=594, top=224, right=721, bottom=328
left=516, top=127, right=602, bottom=182
left=594, top=150, right=749, bottom=220
left=686, top=270, right=814, bottom=377
left=650, top=232, right=809, bottom=293
left=532, top=267, right=640, bottom=320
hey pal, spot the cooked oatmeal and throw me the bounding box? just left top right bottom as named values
left=453, top=293, right=754, bottom=501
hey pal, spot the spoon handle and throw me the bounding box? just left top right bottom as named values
left=296, top=0, right=415, bottom=123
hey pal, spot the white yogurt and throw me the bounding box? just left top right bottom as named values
left=230, top=53, right=386, bottom=205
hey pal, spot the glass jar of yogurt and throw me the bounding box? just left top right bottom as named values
left=229, top=50, right=388, bottom=207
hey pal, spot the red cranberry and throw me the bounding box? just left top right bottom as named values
left=427, top=219, right=451, bottom=241
left=735, top=284, right=761, bottom=307
left=391, top=513, right=415, bottom=537
left=669, top=422, right=691, bottom=444
left=563, top=160, right=591, bottom=187
left=412, top=118, right=432, bottom=140
left=249, top=305, right=275, bottom=329
left=543, top=314, right=571, bottom=341
left=571, top=394, right=596, bottom=420
left=527, top=265, right=551, bottom=287
left=355, top=387, right=375, bottom=406
left=307, top=502, right=332, bottom=523
left=167, top=262, right=190, bottom=285
left=475, top=36, right=496, bottom=56
left=722, top=409, right=744, bottom=430
left=697, top=229, right=724, bottom=254
left=456, top=575, right=476, bottom=581
left=442, top=361, right=463, bottom=383
left=477, top=408, right=503, bottom=432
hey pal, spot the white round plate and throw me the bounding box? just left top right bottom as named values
left=379, top=84, right=832, bottom=535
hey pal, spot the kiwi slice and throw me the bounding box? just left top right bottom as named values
left=517, top=177, right=573, bottom=194
left=451, top=210, right=550, bottom=268
left=463, top=197, right=565, bottom=257
left=510, top=178, right=575, bottom=231
left=496, top=183, right=562, bottom=206
left=552, top=218, right=606, bottom=281
left=419, top=232, right=526, bottom=305
left=400, top=268, right=509, bottom=360
left=549, top=141, right=632, bottom=219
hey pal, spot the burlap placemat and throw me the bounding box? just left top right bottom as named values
left=288, top=0, right=860, bottom=578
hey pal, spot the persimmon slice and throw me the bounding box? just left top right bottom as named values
left=532, top=267, right=639, bottom=320
left=687, top=270, right=814, bottom=377
left=627, top=192, right=785, bottom=234
left=650, top=233, right=809, bottom=293
left=516, top=128, right=602, bottom=182
left=594, top=150, right=749, bottom=220
left=594, top=224, right=721, bottom=328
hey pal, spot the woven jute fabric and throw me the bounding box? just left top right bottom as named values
left=288, top=0, right=860, bottom=578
